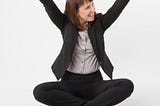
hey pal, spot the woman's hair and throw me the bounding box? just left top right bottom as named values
left=64, top=0, right=93, bottom=30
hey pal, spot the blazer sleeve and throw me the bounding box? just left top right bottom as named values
left=39, top=0, right=66, bottom=30
left=101, top=0, right=130, bottom=31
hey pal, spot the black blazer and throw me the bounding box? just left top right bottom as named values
left=40, top=0, right=130, bottom=80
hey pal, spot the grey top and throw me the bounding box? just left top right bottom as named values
left=67, top=23, right=100, bottom=74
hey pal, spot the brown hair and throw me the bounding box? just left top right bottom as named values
left=64, top=0, right=93, bottom=30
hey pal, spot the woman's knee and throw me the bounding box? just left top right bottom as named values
left=33, top=82, right=54, bottom=101
left=121, top=79, right=134, bottom=96
left=33, top=83, right=46, bottom=101
left=33, top=82, right=60, bottom=102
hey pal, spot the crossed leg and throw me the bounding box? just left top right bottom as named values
left=33, top=82, right=87, bottom=106
left=33, top=79, right=134, bottom=106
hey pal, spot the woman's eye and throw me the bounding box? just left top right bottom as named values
left=85, top=6, right=90, bottom=9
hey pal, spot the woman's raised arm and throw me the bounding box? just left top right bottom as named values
left=101, top=0, right=130, bottom=31
left=40, top=0, right=66, bottom=30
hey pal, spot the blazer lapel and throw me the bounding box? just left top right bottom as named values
left=88, top=26, right=99, bottom=61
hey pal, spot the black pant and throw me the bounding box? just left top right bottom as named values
left=33, top=70, right=134, bottom=106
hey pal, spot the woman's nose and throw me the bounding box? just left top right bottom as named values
left=90, top=5, right=95, bottom=12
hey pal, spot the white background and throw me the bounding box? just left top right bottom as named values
left=0, top=0, right=160, bottom=105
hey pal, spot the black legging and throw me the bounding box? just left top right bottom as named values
left=33, top=70, right=134, bottom=106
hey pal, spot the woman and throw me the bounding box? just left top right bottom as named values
left=33, top=0, right=134, bottom=106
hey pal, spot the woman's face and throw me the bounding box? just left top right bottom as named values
left=78, top=1, right=95, bottom=25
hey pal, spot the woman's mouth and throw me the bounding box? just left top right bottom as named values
left=88, top=13, right=94, bottom=17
